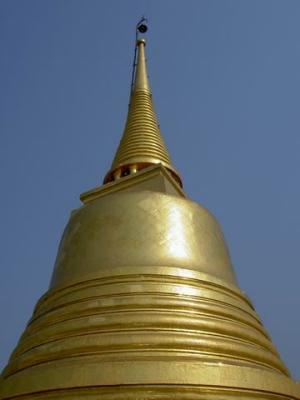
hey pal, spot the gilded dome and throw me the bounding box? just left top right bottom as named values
left=51, top=190, right=237, bottom=289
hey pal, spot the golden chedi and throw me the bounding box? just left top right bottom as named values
left=1, top=31, right=299, bottom=400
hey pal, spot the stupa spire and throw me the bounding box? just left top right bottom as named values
left=133, top=38, right=150, bottom=92
left=104, top=31, right=182, bottom=187
left=1, top=21, right=300, bottom=400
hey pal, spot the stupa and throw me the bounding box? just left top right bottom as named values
left=1, top=22, right=299, bottom=400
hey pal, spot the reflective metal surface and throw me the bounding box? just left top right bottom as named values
left=1, top=264, right=299, bottom=399
left=1, top=35, right=299, bottom=400
left=104, top=39, right=181, bottom=186
left=51, top=185, right=236, bottom=289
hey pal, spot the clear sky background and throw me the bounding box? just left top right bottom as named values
left=1, top=0, right=300, bottom=379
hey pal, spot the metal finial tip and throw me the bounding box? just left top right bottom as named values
left=136, top=16, right=148, bottom=35
left=137, top=23, right=148, bottom=33
left=136, top=38, right=146, bottom=46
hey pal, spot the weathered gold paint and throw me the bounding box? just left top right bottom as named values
left=1, top=36, right=299, bottom=400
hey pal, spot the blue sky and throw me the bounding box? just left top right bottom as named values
left=1, top=0, right=300, bottom=379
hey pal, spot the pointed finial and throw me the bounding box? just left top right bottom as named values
left=129, top=17, right=149, bottom=94
left=136, top=16, right=148, bottom=35
left=103, top=21, right=182, bottom=187
left=133, top=38, right=150, bottom=92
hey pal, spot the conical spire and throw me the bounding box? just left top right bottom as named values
left=104, top=38, right=182, bottom=187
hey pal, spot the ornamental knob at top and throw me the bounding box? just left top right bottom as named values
left=137, top=17, right=148, bottom=34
